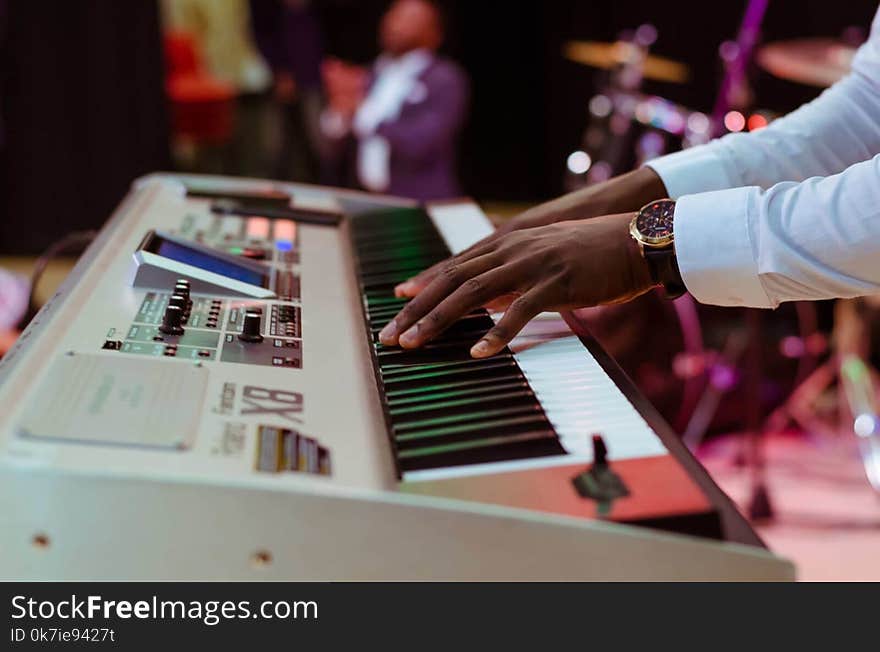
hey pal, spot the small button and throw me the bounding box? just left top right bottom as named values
left=274, top=339, right=283, bottom=348
left=246, top=216, right=271, bottom=240
left=272, top=357, right=283, bottom=366
left=273, top=219, right=296, bottom=242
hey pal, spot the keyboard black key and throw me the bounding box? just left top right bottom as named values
left=351, top=206, right=562, bottom=475
left=386, top=379, right=529, bottom=406
left=398, top=431, right=564, bottom=473
left=380, top=355, right=516, bottom=377
left=392, top=404, right=544, bottom=434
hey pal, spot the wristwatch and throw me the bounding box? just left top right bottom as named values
left=629, top=199, right=687, bottom=299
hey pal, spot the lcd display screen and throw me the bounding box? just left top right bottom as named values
left=154, top=240, right=268, bottom=287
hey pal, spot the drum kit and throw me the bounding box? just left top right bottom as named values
left=560, top=2, right=880, bottom=512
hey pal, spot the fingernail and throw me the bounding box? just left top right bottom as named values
left=471, top=339, right=492, bottom=358
left=379, top=319, right=398, bottom=344
left=394, top=281, right=414, bottom=297
left=399, top=324, right=420, bottom=347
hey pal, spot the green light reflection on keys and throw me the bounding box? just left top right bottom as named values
left=398, top=430, right=556, bottom=458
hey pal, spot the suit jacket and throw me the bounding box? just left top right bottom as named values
left=324, top=55, right=469, bottom=201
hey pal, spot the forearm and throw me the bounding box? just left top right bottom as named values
left=515, top=167, right=668, bottom=225
left=396, top=158, right=668, bottom=296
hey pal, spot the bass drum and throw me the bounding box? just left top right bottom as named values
left=568, top=290, right=822, bottom=436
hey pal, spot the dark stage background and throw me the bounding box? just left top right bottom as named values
left=0, top=0, right=877, bottom=253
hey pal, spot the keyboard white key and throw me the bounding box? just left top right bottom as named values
left=427, top=201, right=494, bottom=253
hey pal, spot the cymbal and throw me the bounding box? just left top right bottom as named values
left=564, top=40, right=690, bottom=84
left=756, top=38, right=857, bottom=88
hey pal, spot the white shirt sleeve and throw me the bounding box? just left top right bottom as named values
left=643, top=7, right=880, bottom=308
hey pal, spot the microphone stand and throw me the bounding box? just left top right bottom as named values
left=744, top=309, right=774, bottom=520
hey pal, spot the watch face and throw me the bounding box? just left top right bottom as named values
left=636, top=200, right=676, bottom=241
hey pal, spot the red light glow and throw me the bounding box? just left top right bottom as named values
left=748, top=114, right=769, bottom=131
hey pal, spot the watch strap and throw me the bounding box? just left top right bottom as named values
left=644, top=247, right=687, bottom=300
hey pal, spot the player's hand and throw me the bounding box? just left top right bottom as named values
left=379, top=213, right=654, bottom=358
left=394, top=167, right=667, bottom=299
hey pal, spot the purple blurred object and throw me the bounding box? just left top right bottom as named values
left=0, top=268, right=28, bottom=331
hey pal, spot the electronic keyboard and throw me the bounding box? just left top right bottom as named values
left=0, top=174, right=794, bottom=580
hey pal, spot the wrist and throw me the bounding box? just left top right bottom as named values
left=630, top=198, right=686, bottom=299
left=628, top=243, right=655, bottom=292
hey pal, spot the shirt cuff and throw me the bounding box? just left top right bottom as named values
left=674, top=187, right=775, bottom=308
left=645, top=144, right=736, bottom=199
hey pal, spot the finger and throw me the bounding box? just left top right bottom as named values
left=379, top=254, right=498, bottom=345
left=398, top=265, right=523, bottom=349
left=394, top=242, right=492, bottom=298
left=394, top=233, right=500, bottom=298
left=393, top=260, right=446, bottom=298
left=483, top=293, right=518, bottom=313
left=470, top=288, right=545, bottom=358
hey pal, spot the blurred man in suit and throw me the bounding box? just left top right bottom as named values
left=319, top=0, right=469, bottom=201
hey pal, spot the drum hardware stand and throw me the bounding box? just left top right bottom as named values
left=681, top=328, right=750, bottom=450
left=681, top=311, right=776, bottom=520
left=764, top=298, right=880, bottom=496
left=743, top=310, right=774, bottom=520
left=709, top=0, right=768, bottom=136
left=565, top=24, right=664, bottom=190
left=840, top=355, right=880, bottom=493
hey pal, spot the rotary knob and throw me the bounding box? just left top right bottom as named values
left=173, top=280, right=191, bottom=303
left=238, top=310, right=264, bottom=343
left=159, top=305, right=185, bottom=336
left=167, top=294, right=187, bottom=312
